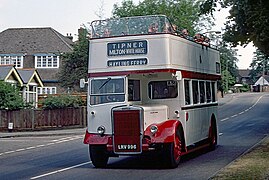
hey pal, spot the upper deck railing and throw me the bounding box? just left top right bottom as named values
left=90, top=15, right=217, bottom=49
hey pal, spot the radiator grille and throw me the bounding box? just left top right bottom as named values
left=113, top=110, right=141, bottom=153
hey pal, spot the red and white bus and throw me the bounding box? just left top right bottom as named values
left=82, top=15, right=221, bottom=168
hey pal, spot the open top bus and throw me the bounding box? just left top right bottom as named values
left=82, top=15, right=221, bottom=168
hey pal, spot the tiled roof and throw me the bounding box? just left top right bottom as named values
left=17, top=68, right=43, bottom=86
left=0, top=27, right=73, bottom=54
left=238, top=69, right=251, bottom=77
left=17, top=69, right=35, bottom=84
left=263, top=75, right=269, bottom=82
left=0, top=65, right=13, bottom=80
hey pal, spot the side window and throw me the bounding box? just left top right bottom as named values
left=199, top=81, right=205, bottom=103
left=211, top=82, right=216, bottom=102
left=192, top=80, right=199, bottom=104
left=184, top=79, right=191, bottom=105
left=206, top=81, right=212, bottom=102
left=148, top=80, right=178, bottom=99
left=128, top=80, right=141, bottom=101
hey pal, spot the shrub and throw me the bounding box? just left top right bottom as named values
left=0, top=81, right=25, bottom=110
left=41, top=94, right=84, bottom=109
left=240, top=84, right=250, bottom=92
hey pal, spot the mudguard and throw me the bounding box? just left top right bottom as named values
left=83, top=130, right=111, bottom=145
left=144, top=120, right=182, bottom=144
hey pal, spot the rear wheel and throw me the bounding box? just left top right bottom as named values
left=89, top=145, right=109, bottom=168
left=209, top=122, right=217, bottom=150
left=163, top=128, right=182, bottom=168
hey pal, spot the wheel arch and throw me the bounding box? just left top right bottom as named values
left=209, top=113, right=218, bottom=145
left=144, top=120, right=186, bottom=151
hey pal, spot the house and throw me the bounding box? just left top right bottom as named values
left=253, top=75, right=269, bottom=92
left=237, top=69, right=254, bottom=85
left=0, top=27, right=73, bottom=95
left=0, top=65, right=43, bottom=107
left=0, top=65, right=23, bottom=86
left=17, top=68, right=43, bottom=107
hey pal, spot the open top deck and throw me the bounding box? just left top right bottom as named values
left=88, top=15, right=220, bottom=78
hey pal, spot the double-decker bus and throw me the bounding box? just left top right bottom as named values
left=82, top=15, right=221, bottom=168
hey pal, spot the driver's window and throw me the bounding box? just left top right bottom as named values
left=128, top=80, right=141, bottom=101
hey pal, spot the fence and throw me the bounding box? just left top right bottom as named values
left=0, top=107, right=87, bottom=131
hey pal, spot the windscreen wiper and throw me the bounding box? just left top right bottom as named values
left=98, top=77, right=111, bottom=90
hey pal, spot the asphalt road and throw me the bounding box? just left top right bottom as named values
left=0, top=92, right=269, bottom=180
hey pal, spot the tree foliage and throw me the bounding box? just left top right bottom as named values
left=41, top=95, right=84, bottom=109
left=58, top=28, right=89, bottom=92
left=0, top=81, right=24, bottom=110
left=200, top=0, right=269, bottom=56
left=219, top=42, right=238, bottom=92
left=249, top=49, right=269, bottom=82
left=113, top=0, right=214, bottom=35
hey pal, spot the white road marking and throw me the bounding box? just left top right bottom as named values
left=25, top=147, right=37, bottom=150
left=220, top=94, right=265, bottom=122
left=219, top=133, right=223, bottom=136
left=220, top=118, right=229, bottom=122
left=3, top=150, right=15, bottom=154
left=46, top=143, right=55, bottom=146
left=0, top=135, right=83, bottom=157
left=30, top=161, right=91, bottom=179
left=15, top=148, right=25, bottom=152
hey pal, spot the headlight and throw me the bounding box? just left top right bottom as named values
left=97, top=126, right=105, bottom=135
left=150, top=125, right=158, bottom=135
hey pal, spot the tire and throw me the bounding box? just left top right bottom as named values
left=162, top=128, right=182, bottom=168
left=89, top=145, right=109, bottom=168
left=209, top=122, right=217, bottom=151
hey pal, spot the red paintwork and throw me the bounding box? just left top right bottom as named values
left=144, top=120, right=182, bottom=143
left=84, top=120, right=182, bottom=148
left=84, top=119, right=213, bottom=156
left=113, top=110, right=141, bottom=153
left=186, top=112, right=189, bottom=121
left=89, top=69, right=221, bottom=80
left=83, top=130, right=110, bottom=144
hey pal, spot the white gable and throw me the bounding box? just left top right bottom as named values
left=254, top=76, right=269, bottom=86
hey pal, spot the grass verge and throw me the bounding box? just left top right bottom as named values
left=210, top=136, right=269, bottom=180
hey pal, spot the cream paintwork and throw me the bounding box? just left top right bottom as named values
left=142, top=104, right=168, bottom=127
left=88, top=34, right=220, bottom=75
left=86, top=33, right=219, bottom=148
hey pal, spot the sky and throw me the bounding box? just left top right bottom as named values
left=0, top=0, right=255, bottom=69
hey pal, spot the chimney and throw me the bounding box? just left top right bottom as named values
left=66, top=33, right=73, bottom=41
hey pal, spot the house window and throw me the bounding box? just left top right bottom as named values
left=35, top=55, right=59, bottom=68
left=38, top=87, right=57, bottom=94
left=0, top=55, right=23, bottom=68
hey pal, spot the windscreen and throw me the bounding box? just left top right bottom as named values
left=90, top=77, right=125, bottom=105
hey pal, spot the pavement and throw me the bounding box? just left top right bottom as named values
left=0, top=127, right=86, bottom=138
left=218, top=93, right=234, bottom=106
left=0, top=94, right=234, bottom=138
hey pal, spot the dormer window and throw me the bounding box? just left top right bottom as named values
left=35, top=54, right=59, bottom=68
left=0, top=54, right=23, bottom=68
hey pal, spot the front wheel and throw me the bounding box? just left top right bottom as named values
left=162, top=129, right=182, bottom=168
left=89, top=145, right=109, bottom=168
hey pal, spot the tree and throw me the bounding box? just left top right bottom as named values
left=58, top=28, right=89, bottom=92
left=200, top=0, right=269, bottom=56
left=0, top=81, right=24, bottom=110
left=219, top=42, right=238, bottom=92
left=113, top=0, right=214, bottom=35
left=249, top=49, right=269, bottom=82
